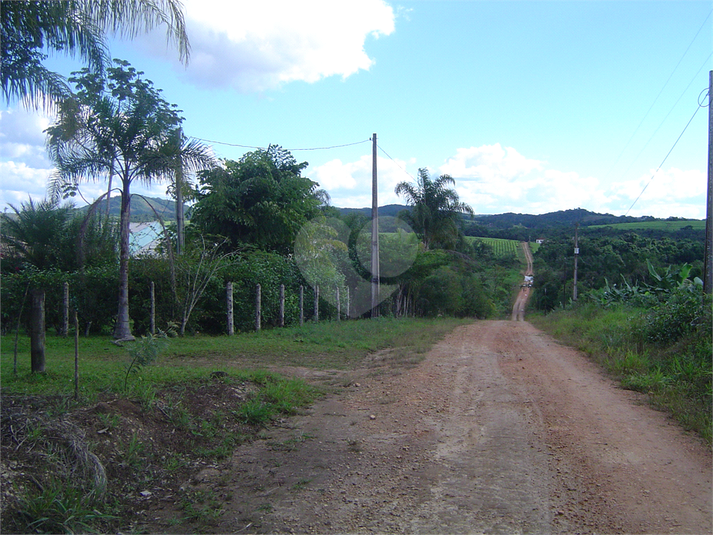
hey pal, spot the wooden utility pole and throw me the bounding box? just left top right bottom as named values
left=704, top=70, right=713, bottom=294
left=573, top=223, right=579, bottom=301
left=371, top=133, right=380, bottom=317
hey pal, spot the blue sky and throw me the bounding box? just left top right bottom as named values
left=1, top=0, right=711, bottom=218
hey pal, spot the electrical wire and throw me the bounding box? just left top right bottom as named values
left=606, top=8, right=713, bottom=176
left=618, top=52, right=713, bottom=181
left=624, top=88, right=708, bottom=216
left=377, top=143, right=416, bottom=182
left=193, top=137, right=371, bottom=152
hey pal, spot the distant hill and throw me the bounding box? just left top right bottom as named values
left=78, top=196, right=180, bottom=222
left=77, top=198, right=703, bottom=235
left=337, top=204, right=407, bottom=219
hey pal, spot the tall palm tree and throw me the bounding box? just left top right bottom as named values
left=46, top=60, right=214, bottom=340
left=1, top=0, right=189, bottom=109
left=395, top=168, right=473, bottom=250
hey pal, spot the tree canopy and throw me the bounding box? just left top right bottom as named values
left=395, top=168, right=473, bottom=250
left=1, top=0, right=189, bottom=109
left=191, top=146, right=327, bottom=254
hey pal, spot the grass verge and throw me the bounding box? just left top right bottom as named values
left=530, top=303, right=712, bottom=444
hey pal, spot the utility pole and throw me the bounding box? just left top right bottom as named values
left=573, top=223, right=579, bottom=301
left=704, top=70, right=713, bottom=294
left=371, top=133, right=380, bottom=317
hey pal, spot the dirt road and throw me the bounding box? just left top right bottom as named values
left=168, top=321, right=711, bottom=534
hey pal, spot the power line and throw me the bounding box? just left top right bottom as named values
left=625, top=90, right=708, bottom=216
left=606, top=9, right=713, bottom=177
left=618, top=53, right=713, bottom=181
left=193, top=137, right=371, bottom=152
left=377, top=143, right=416, bottom=182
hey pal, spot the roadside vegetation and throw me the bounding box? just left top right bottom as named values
left=530, top=263, right=712, bottom=444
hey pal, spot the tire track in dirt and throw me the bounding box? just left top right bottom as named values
left=152, top=321, right=711, bottom=534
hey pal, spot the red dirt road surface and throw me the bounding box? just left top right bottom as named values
left=162, top=321, right=712, bottom=534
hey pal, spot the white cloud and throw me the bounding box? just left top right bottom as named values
left=436, top=143, right=705, bottom=217
left=612, top=167, right=706, bottom=218
left=310, top=153, right=411, bottom=208
left=0, top=109, right=54, bottom=169
left=155, top=0, right=396, bottom=92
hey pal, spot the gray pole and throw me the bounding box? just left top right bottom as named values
left=371, top=133, right=380, bottom=317
left=704, top=70, right=713, bottom=294
left=573, top=223, right=579, bottom=301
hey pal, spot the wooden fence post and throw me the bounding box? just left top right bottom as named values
left=255, top=283, right=262, bottom=331
left=314, top=285, right=319, bottom=323
left=74, top=310, right=79, bottom=400
left=336, top=286, right=341, bottom=321
left=149, top=281, right=156, bottom=335
left=299, top=285, right=304, bottom=327
left=30, top=289, right=45, bottom=373
left=227, top=282, right=234, bottom=335
left=62, top=281, right=69, bottom=337
left=279, top=284, right=285, bottom=327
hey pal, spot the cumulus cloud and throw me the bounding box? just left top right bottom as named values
left=310, top=154, right=411, bottom=208
left=142, top=0, right=396, bottom=92
left=0, top=109, right=53, bottom=169
left=436, top=144, right=613, bottom=215
left=611, top=167, right=707, bottom=218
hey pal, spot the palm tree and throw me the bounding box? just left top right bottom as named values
left=395, top=168, right=473, bottom=250
left=160, top=127, right=217, bottom=255
left=46, top=60, right=214, bottom=340
left=1, top=0, right=189, bottom=109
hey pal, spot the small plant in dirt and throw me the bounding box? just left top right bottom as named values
left=123, top=327, right=174, bottom=391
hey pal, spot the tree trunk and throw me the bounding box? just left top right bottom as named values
left=176, top=164, right=185, bottom=255
left=113, top=184, right=134, bottom=340
left=30, top=289, right=45, bottom=373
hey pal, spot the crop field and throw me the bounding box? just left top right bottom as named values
left=469, top=237, right=521, bottom=258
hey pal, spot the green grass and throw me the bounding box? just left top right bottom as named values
left=1, top=317, right=469, bottom=399
left=588, top=219, right=704, bottom=231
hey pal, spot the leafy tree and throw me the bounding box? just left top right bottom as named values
left=46, top=60, right=213, bottom=340
left=191, top=146, right=327, bottom=254
left=2, top=0, right=189, bottom=109
left=395, top=168, right=473, bottom=250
